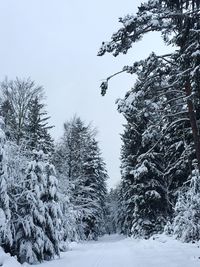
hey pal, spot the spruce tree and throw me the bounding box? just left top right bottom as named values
left=173, top=163, right=200, bottom=242
left=118, top=82, right=169, bottom=237
left=12, top=151, right=46, bottom=264
left=26, top=97, right=54, bottom=155
left=54, top=116, right=108, bottom=240
left=0, top=117, right=12, bottom=251
left=43, top=162, right=64, bottom=254
left=0, top=100, right=16, bottom=140
left=13, top=151, right=61, bottom=264
left=105, top=188, right=119, bottom=234
left=80, top=137, right=108, bottom=239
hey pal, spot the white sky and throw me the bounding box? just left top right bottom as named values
left=0, top=0, right=172, bottom=188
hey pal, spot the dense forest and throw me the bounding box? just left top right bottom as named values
left=0, top=0, right=200, bottom=265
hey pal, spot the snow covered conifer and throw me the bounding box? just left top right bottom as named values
left=54, top=116, right=108, bottom=240
left=130, top=156, right=168, bottom=237
left=13, top=150, right=62, bottom=264
left=0, top=100, right=16, bottom=140
left=173, top=162, right=200, bottom=242
left=117, top=64, right=169, bottom=237
left=42, top=162, right=64, bottom=254
left=98, top=0, right=200, bottom=173
left=105, top=188, right=119, bottom=234
left=26, top=97, right=54, bottom=155
left=80, top=137, right=108, bottom=239
left=0, top=117, right=12, bottom=250
left=13, top=150, right=47, bottom=264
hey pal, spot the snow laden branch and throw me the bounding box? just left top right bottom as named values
left=138, top=118, right=190, bottom=161
left=98, top=0, right=200, bottom=58
left=100, top=52, right=172, bottom=96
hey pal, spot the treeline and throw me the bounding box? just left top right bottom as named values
left=99, top=0, right=200, bottom=242
left=0, top=78, right=108, bottom=264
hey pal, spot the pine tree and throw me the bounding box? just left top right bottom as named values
left=98, top=4, right=200, bottom=235
left=98, top=0, right=200, bottom=170
left=116, top=56, right=195, bottom=236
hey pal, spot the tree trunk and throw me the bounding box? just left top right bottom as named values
left=185, top=80, right=200, bottom=170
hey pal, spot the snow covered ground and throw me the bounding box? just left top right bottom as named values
left=1, top=234, right=200, bottom=267
left=0, top=247, right=21, bottom=267
left=33, top=234, right=200, bottom=267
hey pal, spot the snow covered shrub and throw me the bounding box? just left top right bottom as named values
left=173, top=166, right=200, bottom=242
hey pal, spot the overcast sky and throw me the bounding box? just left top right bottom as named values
left=0, top=0, right=172, bottom=188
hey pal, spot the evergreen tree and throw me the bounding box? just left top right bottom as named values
left=115, top=182, right=127, bottom=234
left=54, top=116, right=108, bottom=240
left=0, top=100, right=16, bottom=140
left=116, top=55, right=195, bottom=236
left=0, top=78, right=66, bottom=262
left=98, top=3, right=200, bottom=236
left=162, top=121, right=194, bottom=212
left=0, top=117, right=12, bottom=251
left=26, top=97, right=54, bottom=155
left=13, top=154, right=46, bottom=264
left=12, top=151, right=62, bottom=264
left=118, top=81, right=169, bottom=237
left=54, top=117, right=89, bottom=240
left=105, top=188, right=119, bottom=234
left=80, top=137, right=108, bottom=239
left=98, top=0, right=200, bottom=170
left=173, top=162, right=200, bottom=242
left=43, top=162, right=64, bottom=254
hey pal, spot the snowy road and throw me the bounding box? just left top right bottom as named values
left=35, top=234, right=200, bottom=267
